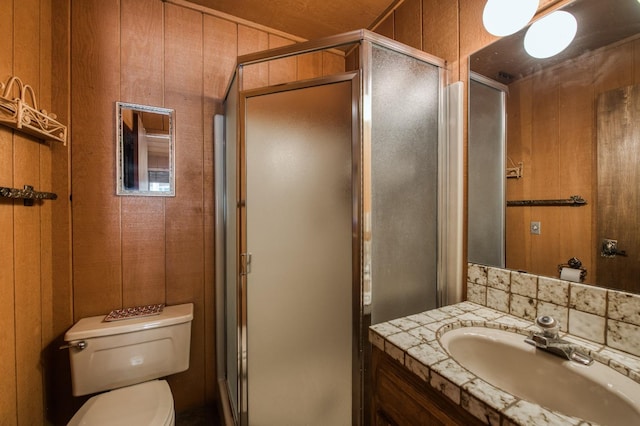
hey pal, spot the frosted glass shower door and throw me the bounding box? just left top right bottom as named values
left=243, top=78, right=354, bottom=425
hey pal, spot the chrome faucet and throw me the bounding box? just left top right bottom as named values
left=525, top=316, right=593, bottom=365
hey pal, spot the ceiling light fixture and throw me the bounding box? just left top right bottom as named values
left=524, top=11, right=578, bottom=59
left=482, top=0, right=539, bottom=37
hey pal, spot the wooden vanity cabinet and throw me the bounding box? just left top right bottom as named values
left=371, top=346, right=484, bottom=426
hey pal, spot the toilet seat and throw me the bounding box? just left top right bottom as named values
left=67, top=379, right=174, bottom=426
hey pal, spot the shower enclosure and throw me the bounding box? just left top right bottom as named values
left=215, top=30, right=460, bottom=425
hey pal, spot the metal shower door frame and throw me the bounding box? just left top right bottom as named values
left=236, top=72, right=362, bottom=425
left=220, top=29, right=458, bottom=426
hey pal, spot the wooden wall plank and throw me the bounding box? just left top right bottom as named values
left=121, top=198, right=167, bottom=306
left=374, top=13, right=394, bottom=39
left=238, top=25, right=269, bottom=90
left=120, top=0, right=166, bottom=307
left=48, top=1, right=74, bottom=422
left=322, top=51, right=346, bottom=76
left=593, top=40, right=636, bottom=289
left=39, top=0, right=54, bottom=347
left=458, top=0, right=496, bottom=60
left=13, top=135, right=43, bottom=426
left=268, top=34, right=296, bottom=85
left=13, top=0, right=44, bottom=422
left=50, top=0, right=72, bottom=337
left=71, top=0, right=122, bottom=320
left=297, top=52, right=323, bottom=80
left=596, top=85, right=640, bottom=293
left=423, top=0, right=459, bottom=79
left=557, top=60, right=593, bottom=277
left=164, top=3, right=206, bottom=411
left=594, top=42, right=634, bottom=94
left=120, top=0, right=164, bottom=104
left=394, top=0, right=422, bottom=50
left=0, top=0, right=17, bottom=422
left=0, top=147, right=17, bottom=426
left=506, top=78, right=532, bottom=272
left=529, top=69, right=562, bottom=277
left=204, top=15, right=237, bottom=101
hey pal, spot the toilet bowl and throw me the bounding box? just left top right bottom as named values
left=67, top=380, right=174, bottom=426
left=63, top=303, right=193, bottom=426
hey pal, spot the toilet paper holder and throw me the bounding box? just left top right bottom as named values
left=557, top=257, right=587, bottom=282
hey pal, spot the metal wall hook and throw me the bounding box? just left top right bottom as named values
left=601, top=239, right=628, bottom=257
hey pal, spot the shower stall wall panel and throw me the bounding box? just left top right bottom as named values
left=369, top=44, right=441, bottom=325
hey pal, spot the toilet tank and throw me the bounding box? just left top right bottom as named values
left=64, top=303, right=193, bottom=396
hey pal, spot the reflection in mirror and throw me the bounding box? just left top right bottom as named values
left=116, top=102, right=175, bottom=196
left=469, top=0, right=640, bottom=293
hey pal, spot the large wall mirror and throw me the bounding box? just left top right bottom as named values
left=469, top=0, right=640, bottom=294
left=116, top=102, right=175, bottom=196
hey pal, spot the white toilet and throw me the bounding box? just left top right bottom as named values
left=63, top=303, right=193, bottom=425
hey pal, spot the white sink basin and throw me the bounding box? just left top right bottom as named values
left=439, top=327, right=640, bottom=426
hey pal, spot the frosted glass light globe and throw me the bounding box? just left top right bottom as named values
left=482, top=0, right=539, bottom=37
left=524, top=11, right=578, bottom=59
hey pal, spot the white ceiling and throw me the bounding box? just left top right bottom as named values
left=184, top=0, right=400, bottom=40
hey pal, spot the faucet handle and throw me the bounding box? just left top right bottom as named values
left=535, top=315, right=559, bottom=338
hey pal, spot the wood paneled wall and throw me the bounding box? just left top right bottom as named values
left=69, top=0, right=343, bottom=419
left=0, top=0, right=72, bottom=424
left=506, top=36, right=640, bottom=281
left=373, top=0, right=462, bottom=80
left=2, top=0, right=568, bottom=423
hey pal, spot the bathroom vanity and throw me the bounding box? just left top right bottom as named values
left=372, top=344, right=483, bottom=425
left=370, top=298, right=640, bottom=425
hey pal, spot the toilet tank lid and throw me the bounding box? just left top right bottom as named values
left=64, top=303, right=193, bottom=341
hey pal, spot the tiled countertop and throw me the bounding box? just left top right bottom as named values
left=369, top=301, right=640, bottom=426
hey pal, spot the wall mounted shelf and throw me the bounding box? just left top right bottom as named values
left=0, top=76, right=67, bottom=145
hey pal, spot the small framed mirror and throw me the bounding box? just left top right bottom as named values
left=116, top=102, right=175, bottom=196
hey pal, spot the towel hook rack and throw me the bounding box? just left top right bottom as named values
left=0, top=184, right=58, bottom=206
left=507, top=195, right=587, bottom=207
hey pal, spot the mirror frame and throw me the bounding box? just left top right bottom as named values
left=116, top=102, right=176, bottom=197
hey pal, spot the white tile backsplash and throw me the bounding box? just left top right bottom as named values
left=536, top=301, right=568, bottom=331
left=570, top=283, right=607, bottom=316
left=537, top=276, right=569, bottom=306
left=607, top=320, right=640, bottom=357
left=467, top=262, right=640, bottom=358
left=568, top=309, right=606, bottom=343
left=487, top=287, right=510, bottom=313
left=608, top=290, right=640, bottom=326
left=468, top=263, right=488, bottom=285
left=467, top=281, right=487, bottom=305
left=510, top=271, right=538, bottom=298
left=487, top=267, right=511, bottom=291
left=509, top=294, right=537, bottom=320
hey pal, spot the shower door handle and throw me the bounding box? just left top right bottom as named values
left=241, top=253, right=252, bottom=276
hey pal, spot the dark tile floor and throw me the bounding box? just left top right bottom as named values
left=175, top=404, right=222, bottom=425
